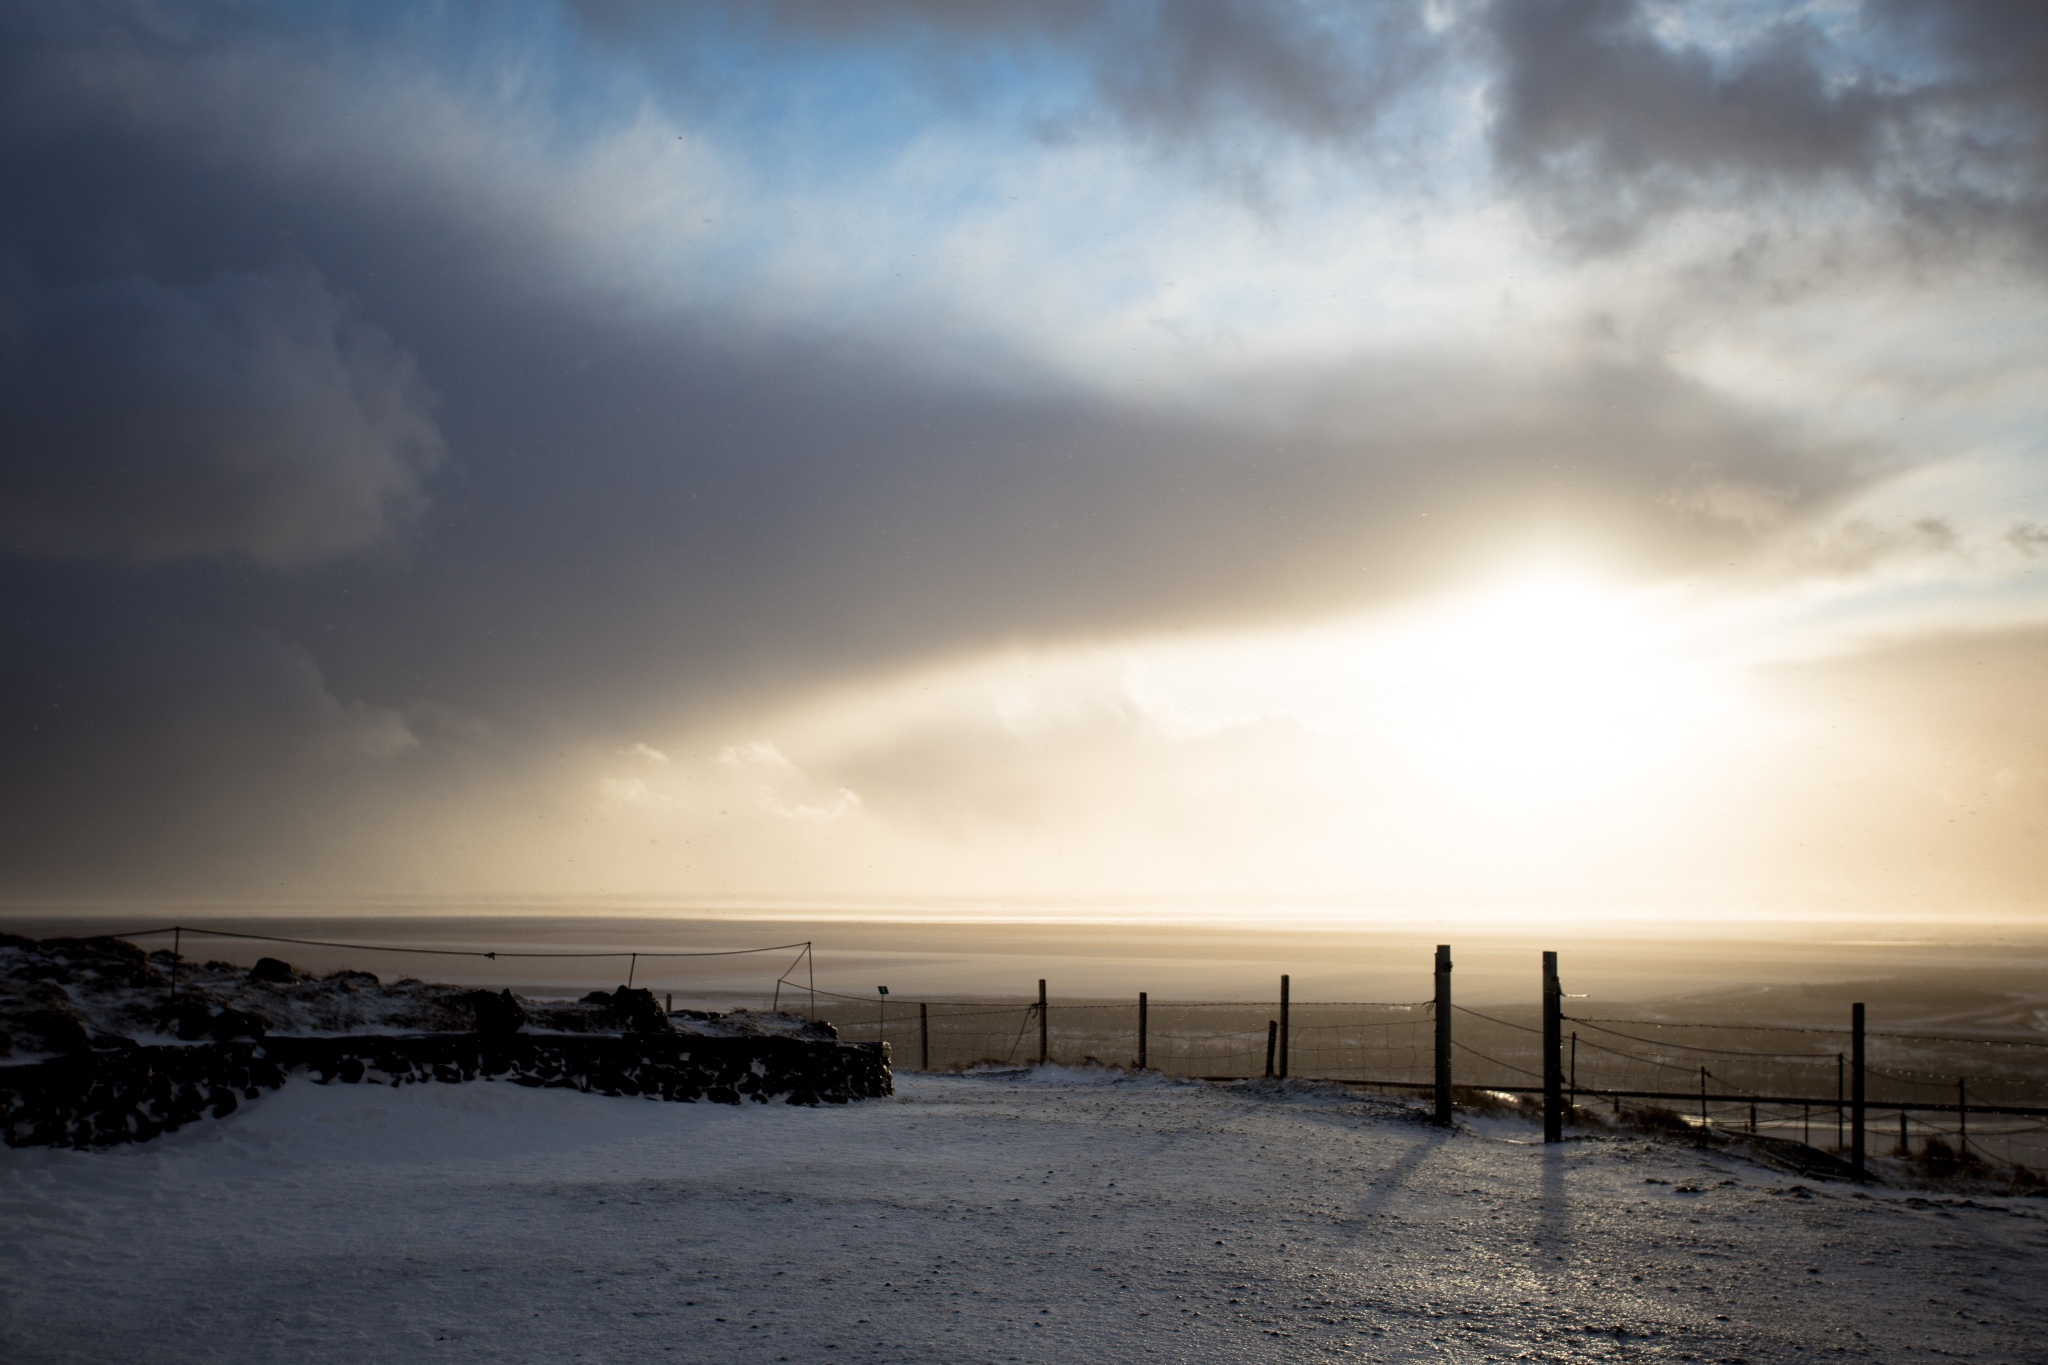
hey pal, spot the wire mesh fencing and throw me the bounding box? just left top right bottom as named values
left=63, top=927, right=2048, bottom=1176
left=787, top=989, right=2048, bottom=1175
left=1554, top=1013, right=2048, bottom=1174
left=786, top=994, right=1436, bottom=1086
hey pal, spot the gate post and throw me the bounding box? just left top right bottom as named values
left=1433, top=944, right=1453, bottom=1126
left=1542, top=951, right=1563, bottom=1143
left=1279, top=974, right=1290, bottom=1079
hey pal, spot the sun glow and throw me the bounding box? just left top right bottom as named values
left=1375, top=572, right=1736, bottom=786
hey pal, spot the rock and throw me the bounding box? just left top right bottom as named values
left=10, top=1005, right=92, bottom=1055
left=463, top=988, right=527, bottom=1038
left=247, top=957, right=294, bottom=984
left=609, top=986, right=672, bottom=1034
left=206, top=1008, right=268, bottom=1041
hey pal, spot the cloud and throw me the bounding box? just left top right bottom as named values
left=0, top=262, right=443, bottom=565
left=0, top=605, right=431, bottom=893
left=0, top=0, right=2033, bottom=903
left=1485, top=0, right=2048, bottom=251
left=578, top=0, right=1450, bottom=153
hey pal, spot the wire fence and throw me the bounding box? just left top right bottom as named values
left=792, top=990, right=2048, bottom=1176
left=788, top=994, right=1437, bottom=1081
left=48, top=926, right=2048, bottom=1177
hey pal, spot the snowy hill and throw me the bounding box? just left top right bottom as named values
left=5, top=1065, right=2045, bottom=1362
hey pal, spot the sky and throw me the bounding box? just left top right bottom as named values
left=2, top=0, right=2047, bottom=922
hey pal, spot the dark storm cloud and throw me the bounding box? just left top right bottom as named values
left=585, top=0, right=2048, bottom=248
left=0, top=0, right=1938, bottom=892
left=0, top=262, right=443, bottom=565
left=1486, top=0, right=2048, bottom=249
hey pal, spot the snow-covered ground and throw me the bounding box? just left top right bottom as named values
left=4, top=1067, right=2044, bottom=1363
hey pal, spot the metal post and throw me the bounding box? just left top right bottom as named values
left=1959, top=1078, right=1968, bottom=1160
left=1542, top=951, right=1563, bottom=1143
left=1569, top=1031, right=1578, bottom=1110
left=1851, top=1002, right=1867, bottom=1178
left=1699, top=1066, right=1708, bottom=1129
left=1433, top=944, right=1453, bottom=1127
left=1264, top=1020, right=1277, bottom=1078
left=1898, top=1110, right=1908, bottom=1157
left=169, top=926, right=181, bottom=1001
left=1038, top=979, right=1048, bottom=1066
left=1279, top=974, right=1290, bottom=1080
left=1137, top=992, right=1148, bottom=1072
left=920, top=1002, right=929, bottom=1072
left=627, top=952, right=637, bottom=988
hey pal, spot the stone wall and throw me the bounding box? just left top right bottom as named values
left=1, top=1033, right=891, bottom=1150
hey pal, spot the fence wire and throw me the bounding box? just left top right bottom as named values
left=54, top=929, right=2048, bottom=1175
left=787, top=994, right=2048, bottom=1173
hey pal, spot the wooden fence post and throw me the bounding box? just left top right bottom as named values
left=1038, top=979, right=1048, bottom=1067
left=1264, top=1020, right=1277, bottom=1078
left=1542, top=951, right=1563, bottom=1143
left=1138, top=992, right=1148, bottom=1071
left=1433, top=944, right=1453, bottom=1127
left=1851, top=1002, right=1867, bottom=1178
left=920, top=1002, right=929, bottom=1072
left=1279, top=974, right=1290, bottom=1080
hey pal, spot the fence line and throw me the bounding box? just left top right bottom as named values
left=57, top=929, right=2048, bottom=1178
left=789, top=948, right=2048, bottom=1180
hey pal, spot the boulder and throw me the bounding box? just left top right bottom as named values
left=247, top=957, right=294, bottom=984
left=463, top=988, right=528, bottom=1038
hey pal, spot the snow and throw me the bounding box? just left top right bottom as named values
left=5, top=1068, right=2047, bottom=1363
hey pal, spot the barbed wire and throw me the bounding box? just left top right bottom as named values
left=1569, top=1017, right=1839, bottom=1060
left=1569, top=1015, right=2048, bottom=1051
left=1452, top=1038, right=1544, bottom=1079
left=1452, top=1006, right=1543, bottom=1034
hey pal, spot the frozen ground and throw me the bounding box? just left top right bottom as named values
left=3, top=1068, right=2045, bottom=1364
